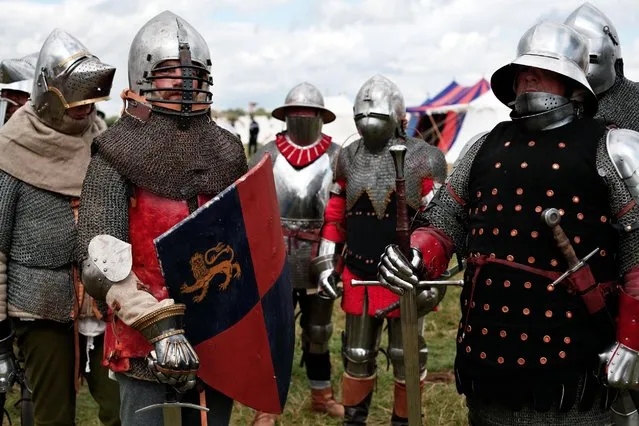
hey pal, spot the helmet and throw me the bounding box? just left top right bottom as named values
left=0, top=53, right=37, bottom=126
left=0, top=53, right=37, bottom=87
left=31, top=29, right=115, bottom=128
left=128, top=11, right=212, bottom=116
left=565, top=3, right=621, bottom=95
left=353, top=75, right=405, bottom=150
left=491, top=21, right=597, bottom=116
left=272, top=82, right=334, bottom=146
left=271, top=82, right=335, bottom=123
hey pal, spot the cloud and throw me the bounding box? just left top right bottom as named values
left=1, top=0, right=638, bottom=117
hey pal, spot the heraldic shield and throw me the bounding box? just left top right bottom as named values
left=154, top=154, right=294, bottom=414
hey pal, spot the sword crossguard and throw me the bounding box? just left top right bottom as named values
left=549, top=247, right=599, bottom=288
left=350, top=279, right=464, bottom=288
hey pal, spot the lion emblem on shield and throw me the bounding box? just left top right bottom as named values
left=180, top=242, right=242, bottom=303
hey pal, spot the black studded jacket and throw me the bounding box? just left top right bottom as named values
left=418, top=117, right=639, bottom=409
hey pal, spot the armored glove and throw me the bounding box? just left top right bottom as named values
left=148, top=333, right=199, bottom=393
left=0, top=325, right=16, bottom=394
left=377, top=245, right=423, bottom=296
left=317, top=269, right=340, bottom=300
left=600, top=343, right=639, bottom=389
left=415, top=286, right=445, bottom=317
left=132, top=305, right=199, bottom=392
left=311, top=238, right=343, bottom=300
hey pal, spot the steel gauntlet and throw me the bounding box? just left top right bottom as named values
left=0, top=324, right=16, bottom=393
left=132, top=304, right=199, bottom=392
left=310, top=238, right=342, bottom=299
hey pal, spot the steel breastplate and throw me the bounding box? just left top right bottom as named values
left=273, top=150, right=334, bottom=222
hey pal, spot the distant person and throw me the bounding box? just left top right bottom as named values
left=248, top=115, right=259, bottom=156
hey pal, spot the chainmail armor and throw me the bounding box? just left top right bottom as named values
left=414, top=134, right=489, bottom=253
left=0, top=172, right=20, bottom=254
left=8, top=263, right=73, bottom=322
left=12, top=182, right=76, bottom=267
left=76, top=153, right=130, bottom=263
left=0, top=171, right=77, bottom=321
left=467, top=393, right=612, bottom=425
left=94, top=112, right=248, bottom=200
left=337, top=136, right=445, bottom=219
left=596, top=75, right=639, bottom=131
left=596, top=133, right=639, bottom=275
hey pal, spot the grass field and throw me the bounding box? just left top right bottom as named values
left=2, top=287, right=467, bottom=426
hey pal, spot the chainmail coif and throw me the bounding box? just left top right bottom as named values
left=94, top=111, right=248, bottom=200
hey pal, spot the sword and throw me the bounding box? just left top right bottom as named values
left=541, top=208, right=615, bottom=337
left=390, top=145, right=422, bottom=426
left=135, top=384, right=209, bottom=426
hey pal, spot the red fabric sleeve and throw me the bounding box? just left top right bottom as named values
left=410, top=226, right=454, bottom=280
left=618, top=267, right=639, bottom=350
left=419, top=177, right=435, bottom=211
left=321, top=180, right=346, bottom=243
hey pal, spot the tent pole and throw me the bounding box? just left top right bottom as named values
left=427, top=113, right=443, bottom=142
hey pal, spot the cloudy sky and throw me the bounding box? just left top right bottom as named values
left=1, top=0, right=638, bottom=117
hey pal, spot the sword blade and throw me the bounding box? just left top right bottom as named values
left=399, top=288, right=422, bottom=425
left=164, top=404, right=182, bottom=426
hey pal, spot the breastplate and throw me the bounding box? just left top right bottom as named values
left=273, top=152, right=333, bottom=223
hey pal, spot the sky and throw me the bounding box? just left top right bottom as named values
left=1, top=0, right=638, bottom=117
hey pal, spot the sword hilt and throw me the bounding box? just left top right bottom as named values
left=542, top=208, right=579, bottom=268
left=390, top=145, right=410, bottom=256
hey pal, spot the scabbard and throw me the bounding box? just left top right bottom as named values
left=566, top=265, right=616, bottom=343
left=566, top=266, right=607, bottom=315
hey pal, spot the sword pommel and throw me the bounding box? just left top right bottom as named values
left=542, top=208, right=561, bottom=228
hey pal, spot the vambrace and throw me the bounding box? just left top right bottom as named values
left=321, top=181, right=346, bottom=243
left=618, top=267, right=639, bottom=350
left=410, top=226, right=455, bottom=280
left=0, top=252, right=6, bottom=321
left=310, top=238, right=343, bottom=284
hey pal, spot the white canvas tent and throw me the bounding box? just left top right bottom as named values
left=438, top=90, right=511, bottom=164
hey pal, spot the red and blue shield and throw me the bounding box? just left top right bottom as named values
left=153, top=155, right=294, bottom=414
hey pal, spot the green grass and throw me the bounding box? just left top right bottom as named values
left=2, top=287, right=467, bottom=426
